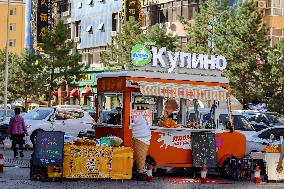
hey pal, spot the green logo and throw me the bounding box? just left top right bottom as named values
left=131, top=44, right=152, bottom=67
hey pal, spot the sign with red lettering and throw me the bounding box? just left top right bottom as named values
left=97, top=78, right=125, bottom=92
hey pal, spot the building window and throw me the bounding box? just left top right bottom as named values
left=9, top=23, right=16, bottom=31
left=86, top=25, right=93, bottom=32
left=9, top=39, right=16, bottom=47
left=112, top=13, right=118, bottom=31
left=88, top=53, right=93, bottom=65
left=75, top=21, right=81, bottom=37
left=267, top=0, right=284, bottom=16
left=77, top=1, right=82, bottom=8
left=272, top=28, right=283, bottom=36
left=93, top=51, right=100, bottom=64
left=9, top=8, right=16, bottom=15
left=97, top=23, right=104, bottom=31
left=87, top=0, right=93, bottom=5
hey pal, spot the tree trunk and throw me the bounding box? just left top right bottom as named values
left=24, top=95, right=28, bottom=111
left=48, top=61, right=55, bottom=107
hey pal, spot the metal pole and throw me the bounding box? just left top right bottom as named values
left=4, top=0, right=10, bottom=119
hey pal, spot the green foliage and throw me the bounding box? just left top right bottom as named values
left=29, top=20, right=86, bottom=106
left=260, top=39, right=284, bottom=113
left=0, top=50, right=45, bottom=103
left=101, top=20, right=144, bottom=69
left=0, top=50, right=24, bottom=99
left=181, top=0, right=269, bottom=104
left=101, top=20, right=180, bottom=70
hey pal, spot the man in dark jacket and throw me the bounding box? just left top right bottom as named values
left=8, top=107, right=27, bottom=158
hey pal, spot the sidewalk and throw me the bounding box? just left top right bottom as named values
left=1, top=148, right=284, bottom=189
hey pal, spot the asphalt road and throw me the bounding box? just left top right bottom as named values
left=1, top=147, right=284, bottom=189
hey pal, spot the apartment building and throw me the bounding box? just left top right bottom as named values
left=0, top=0, right=25, bottom=54
left=141, top=0, right=199, bottom=50
left=258, top=0, right=284, bottom=46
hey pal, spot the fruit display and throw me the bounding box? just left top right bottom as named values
left=263, top=146, right=279, bottom=153
left=74, top=138, right=96, bottom=146
left=159, top=118, right=179, bottom=128
left=186, top=120, right=201, bottom=129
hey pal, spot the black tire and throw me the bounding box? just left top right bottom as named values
left=30, top=129, right=44, bottom=148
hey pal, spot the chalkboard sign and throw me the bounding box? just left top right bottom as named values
left=191, top=132, right=217, bottom=168
left=33, top=131, right=65, bottom=166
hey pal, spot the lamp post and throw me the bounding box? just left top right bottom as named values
left=4, top=0, right=10, bottom=119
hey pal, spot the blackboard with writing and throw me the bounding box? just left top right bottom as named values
left=33, top=131, right=65, bottom=166
left=191, top=132, right=217, bottom=168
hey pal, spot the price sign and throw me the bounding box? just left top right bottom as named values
left=33, top=131, right=64, bottom=166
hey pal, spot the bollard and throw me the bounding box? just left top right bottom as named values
left=200, top=167, right=208, bottom=184
left=0, top=154, right=4, bottom=173
left=253, top=166, right=261, bottom=184
left=146, top=165, right=153, bottom=182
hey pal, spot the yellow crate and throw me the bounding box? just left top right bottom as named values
left=110, top=147, right=133, bottom=179
left=47, top=166, right=62, bottom=178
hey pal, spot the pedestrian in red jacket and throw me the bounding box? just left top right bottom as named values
left=7, top=107, right=27, bottom=158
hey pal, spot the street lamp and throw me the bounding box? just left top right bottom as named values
left=4, top=0, right=10, bottom=119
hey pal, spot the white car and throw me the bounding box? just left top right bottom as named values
left=0, top=107, right=94, bottom=147
left=245, top=126, right=284, bottom=155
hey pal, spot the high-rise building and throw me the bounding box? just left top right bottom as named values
left=141, top=0, right=199, bottom=50
left=257, top=0, right=284, bottom=46
left=0, top=0, right=25, bottom=54
left=62, top=0, right=122, bottom=106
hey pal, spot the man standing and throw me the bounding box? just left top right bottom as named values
left=8, top=107, right=27, bottom=158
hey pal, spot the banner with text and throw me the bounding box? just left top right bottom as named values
left=37, top=0, right=52, bottom=43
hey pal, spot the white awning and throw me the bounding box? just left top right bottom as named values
left=138, top=81, right=227, bottom=101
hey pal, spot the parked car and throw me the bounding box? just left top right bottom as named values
left=0, top=107, right=94, bottom=147
left=240, top=110, right=284, bottom=131
left=187, top=109, right=255, bottom=134
left=245, top=126, right=284, bottom=155
left=0, top=109, right=15, bottom=120
left=86, top=109, right=96, bottom=119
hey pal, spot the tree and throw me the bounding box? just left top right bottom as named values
left=0, top=50, right=24, bottom=99
left=30, top=20, right=85, bottom=106
left=0, top=50, right=46, bottom=109
left=21, top=51, right=47, bottom=108
left=260, top=39, right=284, bottom=113
left=181, top=0, right=269, bottom=104
left=144, top=24, right=180, bottom=51
left=101, top=20, right=144, bottom=69
left=101, top=20, right=180, bottom=69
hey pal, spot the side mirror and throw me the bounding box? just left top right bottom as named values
left=226, top=121, right=233, bottom=133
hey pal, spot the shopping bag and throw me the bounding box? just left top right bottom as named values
left=4, top=137, right=12, bottom=149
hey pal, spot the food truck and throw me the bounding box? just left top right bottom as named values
left=94, top=44, right=246, bottom=175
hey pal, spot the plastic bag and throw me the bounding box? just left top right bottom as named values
left=4, top=137, right=12, bottom=149
left=109, top=136, right=123, bottom=147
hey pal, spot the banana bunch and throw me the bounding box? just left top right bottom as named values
left=74, top=138, right=96, bottom=146
left=263, top=146, right=279, bottom=153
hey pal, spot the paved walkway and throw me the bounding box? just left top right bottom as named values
left=1, top=148, right=284, bottom=189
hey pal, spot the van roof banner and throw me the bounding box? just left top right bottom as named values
left=138, top=82, right=227, bottom=101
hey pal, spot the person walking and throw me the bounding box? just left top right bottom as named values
left=7, top=107, right=28, bottom=158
